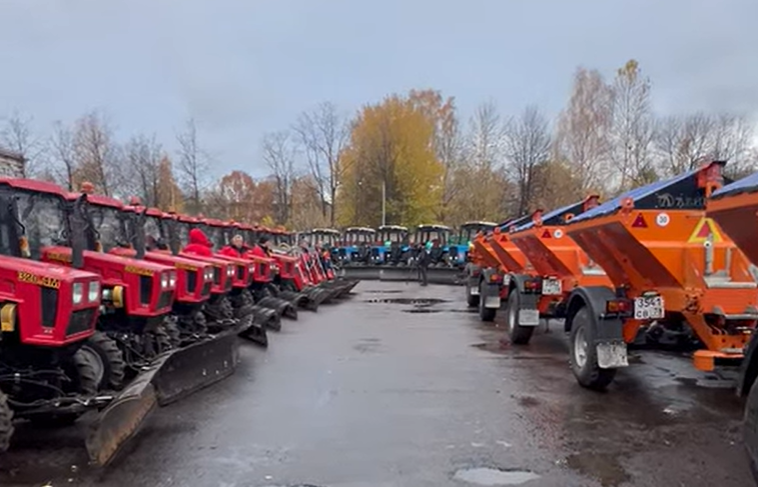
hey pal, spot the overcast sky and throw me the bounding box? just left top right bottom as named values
left=0, top=0, right=756, bottom=178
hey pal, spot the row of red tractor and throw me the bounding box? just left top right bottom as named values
left=0, top=177, right=357, bottom=465
left=465, top=160, right=758, bottom=478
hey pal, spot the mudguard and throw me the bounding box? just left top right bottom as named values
left=565, top=286, right=626, bottom=368
left=251, top=305, right=281, bottom=331
left=258, top=296, right=298, bottom=320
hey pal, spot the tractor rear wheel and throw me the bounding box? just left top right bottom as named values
left=163, top=318, right=182, bottom=348
left=79, top=331, right=126, bottom=390
left=505, top=290, right=534, bottom=345
left=569, top=306, right=616, bottom=391
left=0, top=390, right=13, bottom=452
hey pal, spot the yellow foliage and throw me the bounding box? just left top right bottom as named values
left=337, top=90, right=446, bottom=227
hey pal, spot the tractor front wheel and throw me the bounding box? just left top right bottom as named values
left=79, top=331, right=126, bottom=391
left=0, top=390, right=13, bottom=452
left=569, top=306, right=616, bottom=391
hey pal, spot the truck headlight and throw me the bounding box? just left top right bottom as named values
left=72, top=282, right=84, bottom=304
left=169, top=270, right=177, bottom=287
left=161, top=273, right=169, bottom=289
left=88, top=281, right=100, bottom=302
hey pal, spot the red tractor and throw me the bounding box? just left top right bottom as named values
left=0, top=179, right=163, bottom=465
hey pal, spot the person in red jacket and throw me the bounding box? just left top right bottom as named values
left=219, top=234, right=247, bottom=258
left=183, top=228, right=214, bottom=257
left=249, top=236, right=270, bottom=258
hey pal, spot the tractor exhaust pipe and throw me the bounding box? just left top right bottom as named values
left=133, top=208, right=147, bottom=260
left=70, top=194, right=88, bottom=269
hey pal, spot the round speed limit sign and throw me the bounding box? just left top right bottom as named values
left=656, top=213, right=670, bottom=227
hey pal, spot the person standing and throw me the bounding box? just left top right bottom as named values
left=416, top=242, right=429, bottom=286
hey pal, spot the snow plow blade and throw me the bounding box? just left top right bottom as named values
left=258, top=296, right=298, bottom=320
left=86, top=356, right=164, bottom=466
left=279, top=290, right=316, bottom=311
left=251, top=305, right=281, bottom=331
left=151, top=328, right=241, bottom=406
left=236, top=312, right=269, bottom=346
left=340, top=265, right=381, bottom=281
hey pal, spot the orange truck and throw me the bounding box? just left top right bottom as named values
left=706, top=170, right=758, bottom=481
left=504, top=196, right=613, bottom=344
left=561, top=161, right=757, bottom=390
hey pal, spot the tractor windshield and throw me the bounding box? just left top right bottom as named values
left=177, top=221, right=191, bottom=246
left=144, top=216, right=163, bottom=242
left=208, top=226, right=227, bottom=248
left=385, top=231, right=405, bottom=243
left=460, top=227, right=478, bottom=244
left=418, top=229, right=447, bottom=245
left=88, top=204, right=126, bottom=251
left=314, top=232, right=338, bottom=247
left=14, top=191, right=68, bottom=258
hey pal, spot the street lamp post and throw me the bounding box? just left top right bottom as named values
left=382, top=180, right=386, bottom=227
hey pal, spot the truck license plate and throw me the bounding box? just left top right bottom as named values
left=470, top=286, right=480, bottom=296
left=633, top=296, right=665, bottom=320
left=518, top=309, right=539, bottom=326
left=541, top=278, right=562, bottom=296
left=484, top=296, right=500, bottom=308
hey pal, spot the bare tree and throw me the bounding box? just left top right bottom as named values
left=654, top=112, right=757, bottom=178
left=262, top=130, right=297, bottom=225
left=467, top=100, right=504, bottom=170
left=503, top=105, right=552, bottom=216
left=292, top=102, right=349, bottom=226
left=1, top=110, right=45, bottom=177
left=176, top=118, right=209, bottom=214
left=49, top=121, right=78, bottom=190
left=73, top=111, right=118, bottom=196
left=123, top=134, right=164, bottom=206
left=554, top=67, right=613, bottom=193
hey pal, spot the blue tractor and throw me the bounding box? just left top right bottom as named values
left=374, top=225, right=409, bottom=265
left=339, top=227, right=376, bottom=265
left=449, top=221, right=498, bottom=266
left=411, top=224, right=453, bottom=266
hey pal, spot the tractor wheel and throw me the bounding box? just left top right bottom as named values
left=163, top=318, right=182, bottom=348
left=151, top=327, right=172, bottom=354
left=193, top=311, right=208, bottom=335
left=569, top=306, right=616, bottom=391
left=505, top=290, right=534, bottom=345
left=33, top=350, right=100, bottom=428
left=79, top=331, right=126, bottom=390
left=0, top=390, right=13, bottom=453
left=465, top=281, right=480, bottom=308
left=478, top=281, right=496, bottom=322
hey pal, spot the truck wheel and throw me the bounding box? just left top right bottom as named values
left=744, top=376, right=758, bottom=479
left=0, top=390, right=13, bottom=452
left=505, top=290, right=534, bottom=345
left=569, top=306, right=616, bottom=390
left=79, top=331, right=126, bottom=390
left=466, top=281, right=480, bottom=308
left=478, top=281, right=496, bottom=322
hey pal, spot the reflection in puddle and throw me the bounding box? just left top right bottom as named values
left=453, top=467, right=540, bottom=485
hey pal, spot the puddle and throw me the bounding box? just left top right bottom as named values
left=364, top=290, right=403, bottom=294
left=565, top=452, right=630, bottom=487
left=453, top=467, right=540, bottom=485
left=365, top=298, right=448, bottom=305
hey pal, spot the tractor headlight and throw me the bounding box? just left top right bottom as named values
left=205, top=268, right=213, bottom=280
left=249, top=264, right=255, bottom=274
left=72, top=282, right=84, bottom=304
left=88, top=281, right=100, bottom=302
left=226, top=266, right=234, bottom=277
left=161, top=272, right=169, bottom=289
left=169, top=270, right=177, bottom=287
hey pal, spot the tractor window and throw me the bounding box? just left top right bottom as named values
left=209, top=226, right=226, bottom=248
left=177, top=223, right=190, bottom=246
left=14, top=192, right=67, bottom=259
left=144, top=216, right=162, bottom=241
left=89, top=205, right=126, bottom=251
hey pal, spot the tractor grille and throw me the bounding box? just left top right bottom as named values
left=66, top=308, right=95, bottom=336
left=41, top=287, right=58, bottom=328
left=259, top=263, right=268, bottom=277
left=186, top=270, right=197, bottom=295
left=139, top=276, right=153, bottom=305
left=201, top=281, right=212, bottom=296
left=157, top=290, right=173, bottom=309
left=213, top=267, right=221, bottom=285
left=224, top=274, right=232, bottom=290
left=236, top=265, right=245, bottom=280
left=286, top=263, right=293, bottom=275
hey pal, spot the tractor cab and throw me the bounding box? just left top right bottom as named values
left=412, top=224, right=452, bottom=265
left=310, top=228, right=341, bottom=250
left=340, top=227, right=376, bottom=265
left=452, top=221, right=497, bottom=266
left=375, top=225, right=409, bottom=265
left=172, top=214, right=236, bottom=293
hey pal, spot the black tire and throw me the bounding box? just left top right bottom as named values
left=505, top=290, right=534, bottom=345
left=569, top=306, right=617, bottom=390
left=0, top=390, right=13, bottom=452
left=151, top=327, right=172, bottom=354
left=466, top=281, right=480, bottom=308
left=478, top=281, right=496, bottom=322
left=745, top=377, right=758, bottom=481
left=163, top=318, right=182, bottom=348
left=79, top=331, right=126, bottom=390
left=72, top=348, right=100, bottom=396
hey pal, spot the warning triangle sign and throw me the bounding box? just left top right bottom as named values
left=541, top=230, right=551, bottom=239
left=688, top=217, right=723, bottom=243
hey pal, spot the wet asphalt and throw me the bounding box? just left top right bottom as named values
left=0, top=280, right=753, bottom=487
